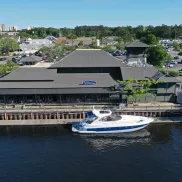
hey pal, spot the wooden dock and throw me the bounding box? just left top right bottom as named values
left=0, top=104, right=181, bottom=126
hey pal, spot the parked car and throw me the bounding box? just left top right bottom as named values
left=179, top=69, right=182, bottom=76
left=18, top=62, right=24, bottom=66
left=167, top=64, right=174, bottom=68
left=174, top=56, right=179, bottom=60
left=0, top=57, right=7, bottom=61
left=170, top=61, right=178, bottom=64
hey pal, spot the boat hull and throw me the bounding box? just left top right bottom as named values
left=72, top=123, right=149, bottom=134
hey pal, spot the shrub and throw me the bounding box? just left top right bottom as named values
left=168, top=70, right=179, bottom=77
left=158, top=68, right=167, bottom=74
left=157, top=68, right=179, bottom=77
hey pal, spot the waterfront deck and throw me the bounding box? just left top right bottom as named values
left=0, top=103, right=181, bottom=126
left=0, top=119, right=80, bottom=126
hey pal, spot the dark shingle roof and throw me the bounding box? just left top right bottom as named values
left=151, top=71, right=164, bottom=80
left=0, top=68, right=57, bottom=81
left=50, top=49, right=124, bottom=68
left=125, top=41, right=149, bottom=48
left=0, top=72, right=117, bottom=88
left=121, top=67, right=157, bottom=80
left=53, top=73, right=118, bottom=88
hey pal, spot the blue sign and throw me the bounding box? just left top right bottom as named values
left=83, top=80, right=97, bottom=85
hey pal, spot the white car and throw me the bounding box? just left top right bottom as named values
left=169, top=64, right=174, bottom=68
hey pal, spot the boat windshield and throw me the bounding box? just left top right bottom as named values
left=99, top=114, right=122, bottom=122
left=86, top=116, right=98, bottom=124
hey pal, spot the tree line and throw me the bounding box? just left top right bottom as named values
left=18, top=24, right=182, bottom=40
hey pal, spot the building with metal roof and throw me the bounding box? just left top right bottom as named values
left=0, top=49, right=179, bottom=104
left=125, top=40, right=149, bottom=55
left=50, top=49, right=124, bottom=68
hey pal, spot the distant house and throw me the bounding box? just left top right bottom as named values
left=101, top=37, right=118, bottom=46
left=65, top=39, right=92, bottom=46
left=19, top=38, right=53, bottom=53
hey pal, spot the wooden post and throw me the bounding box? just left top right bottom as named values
left=57, top=112, right=60, bottom=119
left=79, top=113, right=82, bottom=120
left=82, top=112, right=85, bottom=119
left=36, top=113, right=39, bottom=120
left=31, top=113, right=34, bottom=120
left=9, top=114, right=12, bottom=120
left=146, top=112, right=148, bottom=117
left=23, top=114, right=25, bottom=120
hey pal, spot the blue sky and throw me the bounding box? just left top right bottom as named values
left=0, top=0, right=182, bottom=29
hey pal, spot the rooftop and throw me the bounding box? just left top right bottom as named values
left=0, top=68, right=57, bottom=81
left=120, top=67, right=157, bottom=80
left=125, top=41, right=149, bottom=48
left=0, top=68, right=118, bottom=89
left=50, top=49, right=127, bottom=68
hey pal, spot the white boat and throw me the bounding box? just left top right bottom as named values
left=72, top=109, right=154, bottom=134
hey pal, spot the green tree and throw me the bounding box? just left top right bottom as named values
left=178, top=52, right=182, bottom=56
left=0, top=61, right=18, bottom=76
left=116, top=43, right=124, bottom=50
left=147, top=45, right=169, bottom=66
left=168, top=70, right=179, bottom=77
left=173, top=41, right=180, bottom=51
left=0, top=37, right=19, bottom=54
left=102, top=46, right=113, bottom=52
left=141, top=34, right=159, bottom=45
left=38, top=44, right=76, bottom=60
left=118, top=78, right=160, bottom=100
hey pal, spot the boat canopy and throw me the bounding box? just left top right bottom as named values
left=92, top=109, right=112, bottom=118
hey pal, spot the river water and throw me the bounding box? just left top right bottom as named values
left=0, top=124, right=182, bottom=182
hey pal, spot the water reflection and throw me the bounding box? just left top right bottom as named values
left=80, top=129, right=151, bottom=151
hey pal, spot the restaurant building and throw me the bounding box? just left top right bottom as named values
left=0, top=49, right=179, bottom=104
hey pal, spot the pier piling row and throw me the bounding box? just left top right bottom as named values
left=0, top=110, right=179, bottom=123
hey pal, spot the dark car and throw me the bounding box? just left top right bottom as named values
left=178, top=69, right=182, bottom=76
left=174, top=56, right=179, bottom=60
left=0, top=57, right=7, bottom=61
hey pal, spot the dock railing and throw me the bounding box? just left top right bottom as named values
left=0, top=103, right=182, bottom=113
